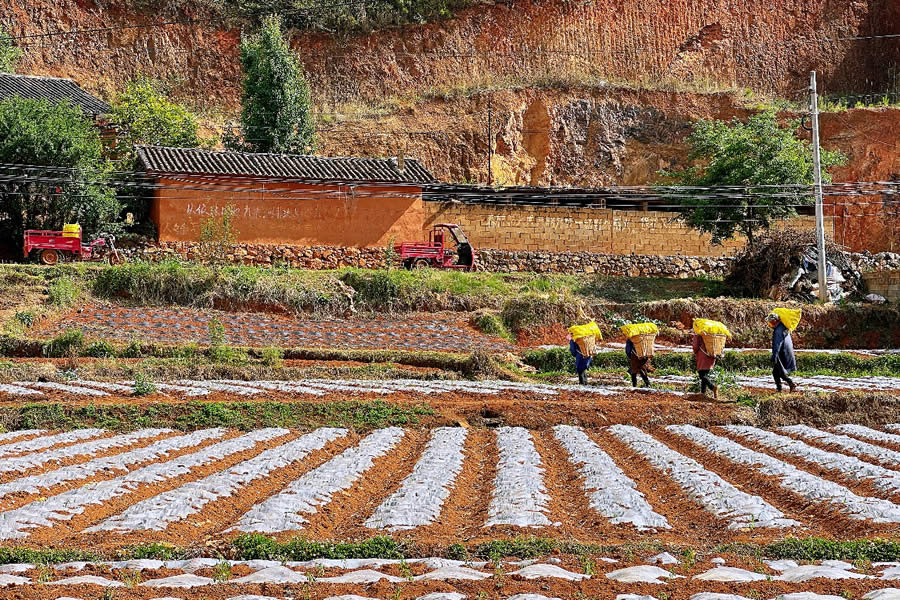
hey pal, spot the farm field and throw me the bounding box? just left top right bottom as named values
left=2, top=423, right=900, bottom=597
left=2, top=265, right=900, bottom=600
left=34, top=307, right=513, bottom=353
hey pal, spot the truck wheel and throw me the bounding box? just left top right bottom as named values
left=413, top=258, right=430, bottom=269
left=39, top=249, right=59, bottom=265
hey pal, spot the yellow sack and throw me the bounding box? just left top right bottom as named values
left=620, top=322, right=659, bottom=338
left=62, top=223, right=81, bottom=238
left=692, top=318, right=732, bottom=338
left=568, top=321, right=603, bottom=341
left=771, top=307, right=802, bottom=332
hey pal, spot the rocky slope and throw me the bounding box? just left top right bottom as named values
left=2, top=0, right=899, bottom=251
left=6, top=0, right=899, bottom=106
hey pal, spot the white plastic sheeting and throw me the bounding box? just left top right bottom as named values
left=0, top=384, right=40, bottom=396
left=605, top=565, right=682, bottom=584
left=0, top=429, right=224, bottom=499
left=0, top=428, right=170, bottom=474
left=0, top=428, right=286, bottom=539
left=236, top=427, right=405, bottom=532
left=366, top=427, right=467, bottom=531
left=612, top=425, right=797, bottom=529
left=674, top=425, right=900, bottom=523
left=485, top=427, right=553, bottom=528
left=693, top=567, right=767, bottom=582
left=5, top=378, right=635, bottom=399
left=833, top=425, right=900, bottom=452
left=783, top=424, right=900, bottom=468
left=729, top=425, right=900, bottom=494
left=509, top=564, right=590, bottom=580
left=0, top=429, right=104, bottom=459
left=0, top=429, right=43, bottom=443
left=24, top=381, right=109, bottom=396
left=656, top=374, right=900, bottom=393
left=552, top=425, right=669, bottom=530
left=88, top=428, right=347, bottom=532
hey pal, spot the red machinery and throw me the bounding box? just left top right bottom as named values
left=23, top=227, right=122, bottom=265
left=395, top=223, right=476, bottom=270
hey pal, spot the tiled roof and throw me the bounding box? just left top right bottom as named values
left=135, top=145, right=437, bottom=184
left=0, top=73, right=111, bottom=116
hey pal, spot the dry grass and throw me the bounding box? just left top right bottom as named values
left=757, top=391, right=900, bottom=428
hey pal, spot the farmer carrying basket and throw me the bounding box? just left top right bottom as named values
left=691, top=318, right=731, bottom=399
left=568, top=320, right=602, bottom=385
left=621, top=322, right=658, bottom=387
left=766, top=307, right=801, bottom=393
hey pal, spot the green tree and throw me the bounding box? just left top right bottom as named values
left=0, top=97, right=118, bottom=251
left=112, top=78, right=201, bottom=153
left=659, top=111, right=844, bottom=245
left=228, top=14, right=315, bottom=154
left=0, top=26, right=21, bottom=73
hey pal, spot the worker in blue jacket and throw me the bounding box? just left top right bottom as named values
left=767, top=313, right=797, bottom=393
left=569, top=337, right=592, bottom=385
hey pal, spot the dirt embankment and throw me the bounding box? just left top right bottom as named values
left=8, top=0, right=899, bottom=105
left=5, top=0, right=900, bottom=247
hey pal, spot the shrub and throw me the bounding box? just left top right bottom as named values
left=208, top=317, right=226, bottom=346
left=43, top=328, right=84, bottom=358
left=84, top=340, right=115, bottom=358
left=133, top=372, right=157, bottom=396
left=121, top=339, right=143, bottom=358
left=260, top=346, right=284, bottom=367
left=209, top=345, right=249, bottom=364
left=14, top=310, right=37, bottom=328
left=340, top=270, right=403, bottom=309
left=47, top=278, right=80, bottom=306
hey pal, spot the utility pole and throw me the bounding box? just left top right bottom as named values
left=487, top=96, right=493, bottom=186
left=809, top=71, right=829, bottom=303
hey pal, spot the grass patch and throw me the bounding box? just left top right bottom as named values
left=523, top=348, right=900, bottom=377
left=579, top=276, right=724, bottom=303
left=0, top=547, right=101, bottom=565
left=757, top=392, right=900, bottom=428
left=0, top=400, right=436, bottom=432
left=119, top=542, right=188, bottom=560
left=47, top=277, right=81, bottom=307
left=472, top=310, right=514, bottom=343
left=42, top=328, right=84, bottom=358
left=765, top=537, right=900, bottom=561
left=232, top=534, right=405, bottom=561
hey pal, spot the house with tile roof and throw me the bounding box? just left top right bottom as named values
left=136, top=145, right=438, bottom=247
left=0, top=73, right=111, bottom=117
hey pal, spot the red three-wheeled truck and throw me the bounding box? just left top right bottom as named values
left=395, top=223, right=477, bottom=271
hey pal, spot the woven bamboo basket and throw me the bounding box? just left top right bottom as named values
left=702, top=333, right=727, bottom=358
left=575, top=335, right=597, bottom=357
left=630, top=333, right=656, bottom=358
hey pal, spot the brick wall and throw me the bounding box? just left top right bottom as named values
left=863, top=270, right=900, bottom=302
left=423, top=202, right=829, bottom=257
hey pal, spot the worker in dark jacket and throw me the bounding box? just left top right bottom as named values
left=767, top=313, right=798, bottom=393
left=691, top=333, right=718, bottom=399
left=624, top=338, right=651, bottom=387
left=569, top=337, right=592, bottom=385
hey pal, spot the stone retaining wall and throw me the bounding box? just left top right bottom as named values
left=123, top=242, right=900, bottom=279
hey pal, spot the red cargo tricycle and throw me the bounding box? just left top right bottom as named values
left=23, top=227, right=123, bottom=265
left=395, top=223, right=477, bottom=270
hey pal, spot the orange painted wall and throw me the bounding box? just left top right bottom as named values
left=151, top=176, right=424, bottom=247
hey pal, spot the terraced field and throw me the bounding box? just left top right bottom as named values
left=36, top=306, right=512, bottom=352
left=2, top=423, right=900, bottom=548
left=5, top=555, right=900, bottom=599
left=3, top=422, right=900, bottom=597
